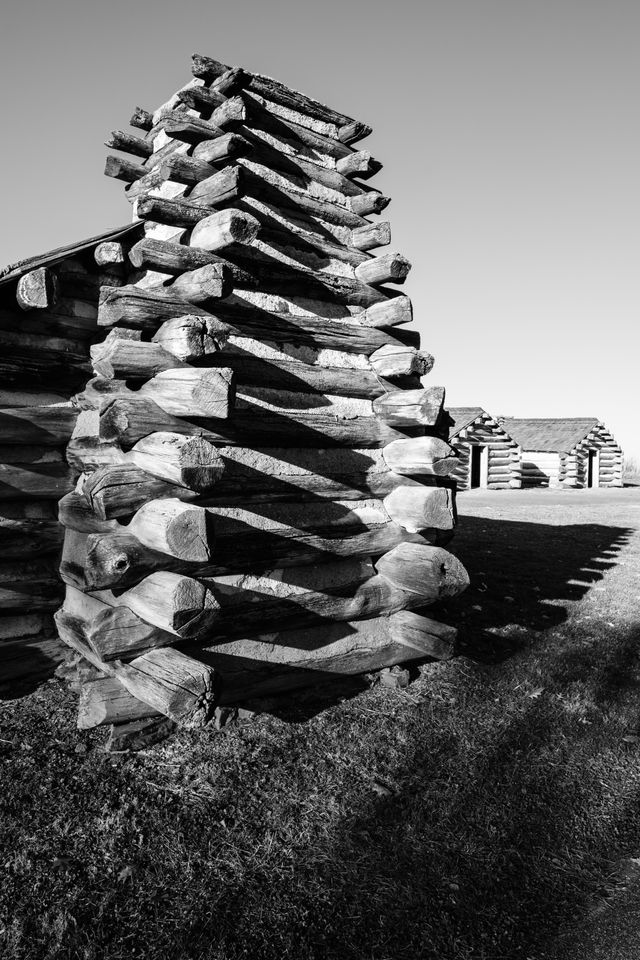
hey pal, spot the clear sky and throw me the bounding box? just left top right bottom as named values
left=1, top=0, right=638, bottom=459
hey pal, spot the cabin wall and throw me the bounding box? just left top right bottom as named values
left=561, top=424, right=624, bottom=488
left=451, top=416, right=521, bottom=490
left=0, top=248, right=131, bottom=692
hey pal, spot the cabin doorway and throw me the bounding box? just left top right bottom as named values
left=470, top=445, right=488, bottom=489
left=586, top=449, right=600, bottom=488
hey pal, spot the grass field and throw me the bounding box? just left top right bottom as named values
left=1, top=487, right=640, bottom=960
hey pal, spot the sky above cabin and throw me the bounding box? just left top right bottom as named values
left=1, top=0, right=638, bottom=461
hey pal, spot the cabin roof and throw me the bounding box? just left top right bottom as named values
left=0, top=222, right=141, bottom=287
left=447, top=407, right=490, bottom=437
left=501, top=417, right=600, bottom=453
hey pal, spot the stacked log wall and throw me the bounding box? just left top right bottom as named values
left=0, top=238, right=138, bottom=689
left=52, top=56, right=470, bottom=742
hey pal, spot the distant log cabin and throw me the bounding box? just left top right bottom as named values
left=501, top=418, right=623, bottom=488
left=447, top=407, right=521, bottom=490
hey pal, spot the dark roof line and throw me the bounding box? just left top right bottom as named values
left=0, top=222, right=142, bottom=286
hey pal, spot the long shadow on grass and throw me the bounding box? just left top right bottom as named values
left=434, top=515, right=634, bottom=664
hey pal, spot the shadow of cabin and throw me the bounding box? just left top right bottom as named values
left=434, top=514, right=632, bottom=663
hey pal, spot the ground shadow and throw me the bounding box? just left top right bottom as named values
left=434, top=515, right=634, bottom=663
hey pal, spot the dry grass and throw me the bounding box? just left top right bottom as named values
left=1, top=488, right=640, bottom=960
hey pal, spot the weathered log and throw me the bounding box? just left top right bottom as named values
left=112, top=648, right=217, bottom=728
left=86, top=606, right=177, bottom=663
left=189, top=209, right=261, bottom=250
left=91, top=336, right=187, bottom=379
left=373, top=387, right=445, bottom=427
left=203, top=354, right=403, bottom=398
left=128, top=237, right=226, bottom=275
left=130, top=106, right=153, bottom=131
left=369, top=344, right=433, bottom=377
left=157, top=153, right=219, bottom=186
left=349, top=193, right=391, bottom=217
left=0, top=501, right=58, bottom=521
left=97, top=287, right=419, bottom=354
left=363, top=295, right=412, bottom=328
left=382, top=436, right=458, bottom=476
left=94, top=242, right=125, bottom=268
left=65, top=411, right=123, bottom=473
left=59, top=491, right=120, bottom=533
left=0, top=312, right=95, bottom=358
left=0, top=387, right=65, bottom=408
left=127, top=499, right=212, bottom=561
left=338, top=121, right=373, bottom=145
left=104, top=129, right=153, bottom=159
left=99, top=396, right=420, bottom=449
left=375, top=542, right=469, bottom=597
left=160, top=97, right=246, bottom=143
left=0, top=612, right=51, bottom=640
left=0, top=405, right=77, bottom=446
left=0, top=518, right=64, bottom=559
left=200, top=610, right=453, bottom=704
left=81, top=465, right=196, bottom=521
left=135, top=171, right=241, bottom=224
left=336, top=150, right=382, bottom=180
left=0, top=559, right=61, bottom=609
left=162, top=263, right=233, bottom=303
left=58, top=601, right=215, bottom=728
left=355, top=252, right=411, bottom=286
left=151, top=314, right=230, bottom=360
left=0, top=461, right=73, bottom=500
left=351, top=221, right=391, bottom=252
left=91, top=571, right=221, bottom=638
left=252, top=216, right=367, bottom=268
left=80, top=368, right=235, bottom=419
left=191, top=132, right=254, bottom=165
left=77, top=675, right=161, bottom=729
left=175, top=85, right=226, bottom=112
left=383, top=486, right=455, bottom=534
left=104, top=155, right=146, bottom=183
left=16, top=268, right=60, bottom=311
left=211, top=66, right=246, bottom=95
left=128, top=432, right=225, bottom=491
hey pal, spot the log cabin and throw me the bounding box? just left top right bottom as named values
left=447, top=407, right=521, bottom=490
left=501, top=418, right=624, bottom=488
left=0, top=224, right=140, bottom=691
left=1, top=55, right=471, bottom=747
